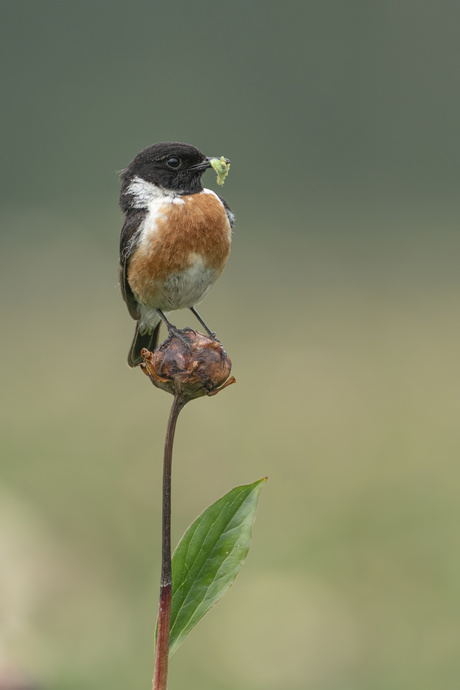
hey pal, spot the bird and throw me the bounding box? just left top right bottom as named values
left=118, top=141, right=234, bottom=367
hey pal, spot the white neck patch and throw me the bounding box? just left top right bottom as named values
left=126, top=176, right=183, bottom=208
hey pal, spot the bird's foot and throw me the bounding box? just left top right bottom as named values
left=156, top=309, right=193, bottom=351
left=189, top=307, right=219, bottom=341
left=165, top=325, right=193, bottom=351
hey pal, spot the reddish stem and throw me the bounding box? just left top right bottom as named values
left=153, top=583, right=172, bottom=690
left=152, top=394, right=186, bottom=690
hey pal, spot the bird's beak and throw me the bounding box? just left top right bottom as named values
left=190, top=156, right=230, bottom=171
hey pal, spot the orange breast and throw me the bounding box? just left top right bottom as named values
left=127, top=191, right=231, bottom=303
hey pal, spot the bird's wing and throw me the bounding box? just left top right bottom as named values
left=119, top=210, right=146, bottom=320
left=216, top=194, right=235, bottom=228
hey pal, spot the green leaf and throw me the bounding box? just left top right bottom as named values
left=168, top=477, right=266, bottom=657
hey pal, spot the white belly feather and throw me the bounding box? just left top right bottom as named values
left=137, top=254, right=217, bottom=333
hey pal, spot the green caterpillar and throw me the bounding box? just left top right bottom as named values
left=210, top=156, right=231, bottom=186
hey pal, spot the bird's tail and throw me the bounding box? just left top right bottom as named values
left=127, top=322, right=161, bottom=368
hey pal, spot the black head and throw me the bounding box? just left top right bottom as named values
left=119, top=142, right=214, bottom=211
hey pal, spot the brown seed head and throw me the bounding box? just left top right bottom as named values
left=140, top=330, right=235, bottom=403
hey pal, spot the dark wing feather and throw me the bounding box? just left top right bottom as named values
left=216, top=194, right=235, bottom=228
left=119, top=210, right=146, bottom=320
left=127, top=322, right=161, bottom=368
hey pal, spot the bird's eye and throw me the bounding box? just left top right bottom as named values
left=166, top=157, right=180, bottom=169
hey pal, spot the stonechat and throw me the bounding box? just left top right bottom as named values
left=119, top=141, right=234, bottom=367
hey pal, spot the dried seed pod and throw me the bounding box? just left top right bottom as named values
left=140, top=330, right=235, bottom=403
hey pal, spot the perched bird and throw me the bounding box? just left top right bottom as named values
left=119, top=141, right=234, bottom=367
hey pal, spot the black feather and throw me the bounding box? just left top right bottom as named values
left=127, top=323, right=161, bottom=368
left=119, top=210, right=146, bottom=320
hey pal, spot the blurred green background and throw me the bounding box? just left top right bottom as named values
left=1, top=1, right=460, bottom=688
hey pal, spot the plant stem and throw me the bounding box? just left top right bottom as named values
left=153, top=394, right=186, bottom=690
